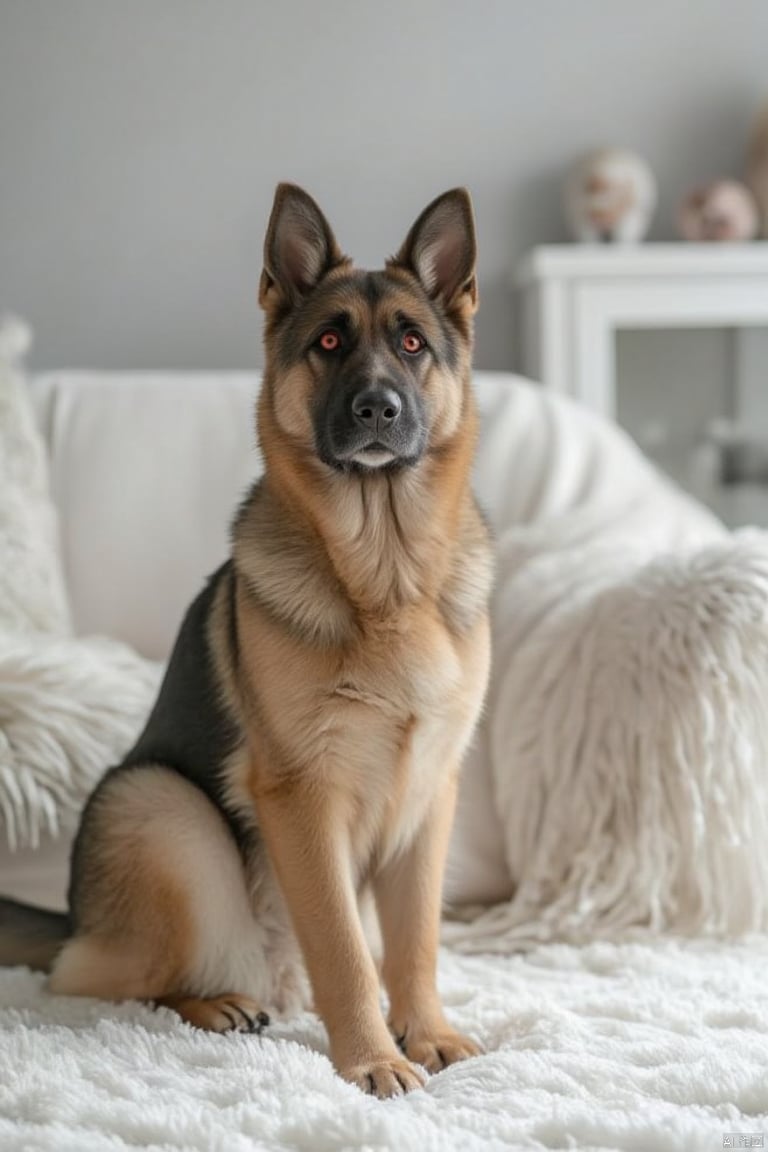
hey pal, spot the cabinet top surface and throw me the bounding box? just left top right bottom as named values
left=516, top=242, right=768, bottom=285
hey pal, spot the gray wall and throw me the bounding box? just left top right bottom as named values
left=1, top=0, right=766, bottom=372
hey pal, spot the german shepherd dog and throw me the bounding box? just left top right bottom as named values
left=0, top=184, right=492, bottom=1097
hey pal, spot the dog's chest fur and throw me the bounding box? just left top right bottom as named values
left=229, top=476, right=491, bottom=868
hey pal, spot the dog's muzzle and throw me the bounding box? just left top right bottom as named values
left=316, top=380, right=426, bottom=472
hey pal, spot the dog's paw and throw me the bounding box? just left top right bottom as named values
left=341, top=1054, right=426, bottom=1098
left=395, top=1026, right=481, bottom=1074
left=207, top=995, right=271, bottom=1035
left=161, top=993, right=270, bottom=1034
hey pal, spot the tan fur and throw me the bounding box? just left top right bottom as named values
left=45, top=185, right=491, bottom=1100
left=375, top=775, right=481, bottom=1072
left=50, top=769, right=203, bottom=1000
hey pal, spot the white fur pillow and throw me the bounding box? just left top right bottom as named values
left=0, top=634, right=161, bottom=851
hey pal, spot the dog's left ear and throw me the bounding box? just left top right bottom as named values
left=260, top=183, right=345, bottom=310
left=392, top=188, right=478, bottom=313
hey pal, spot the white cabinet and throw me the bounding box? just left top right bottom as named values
left=517, top=243, right=768, bottom=415
left=516, top=244, right=768, bottom=525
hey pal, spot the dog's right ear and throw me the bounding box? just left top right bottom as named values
left=260, top=184, right=344, bottom=311
left=391, top=188, right=478, bottom=314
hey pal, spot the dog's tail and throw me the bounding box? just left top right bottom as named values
left=0, top=897, right=69, bottom=972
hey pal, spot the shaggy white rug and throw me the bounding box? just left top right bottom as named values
left=1, top=938, right=767, bottom=1152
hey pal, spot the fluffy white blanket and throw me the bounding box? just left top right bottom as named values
left=1, top=938, right=767, bottom=1151
left=449, top=529, right=768, bottom=951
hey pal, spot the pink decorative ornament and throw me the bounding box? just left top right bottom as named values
left=677, top=180, right=758, bottom=242
left=747, top=100, right=768, bottom=239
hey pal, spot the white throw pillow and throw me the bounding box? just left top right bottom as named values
left=0, top=317, right=71, bottom=636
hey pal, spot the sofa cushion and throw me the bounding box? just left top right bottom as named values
left=29, top=373, right=259, bottom=661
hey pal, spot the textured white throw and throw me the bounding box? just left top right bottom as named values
left=1, top=938, right=767, bottom=1151
left=448, top=529, right=768, bottom=951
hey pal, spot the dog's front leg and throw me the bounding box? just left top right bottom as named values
left=256, top=782, right=425, bottom=1098
left=373, top=775, right=481, bottom=1074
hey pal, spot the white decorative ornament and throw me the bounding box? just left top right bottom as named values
left=564, top=148, right=657, bottom=243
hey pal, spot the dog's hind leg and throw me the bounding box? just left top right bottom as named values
left=49, top=765, right=283, bottom=1030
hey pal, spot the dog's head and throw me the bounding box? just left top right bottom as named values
left=258, top=184, right=478, bottom=474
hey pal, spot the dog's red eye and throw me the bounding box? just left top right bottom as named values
left=402, top=331, right=425, bottom=355
left=318, top=330, right=341, bottom=352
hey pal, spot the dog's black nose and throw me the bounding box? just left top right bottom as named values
left=351, top=388, right=402, bottom=432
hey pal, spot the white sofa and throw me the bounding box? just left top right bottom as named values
left=0, top=367, right=727, bottom=922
